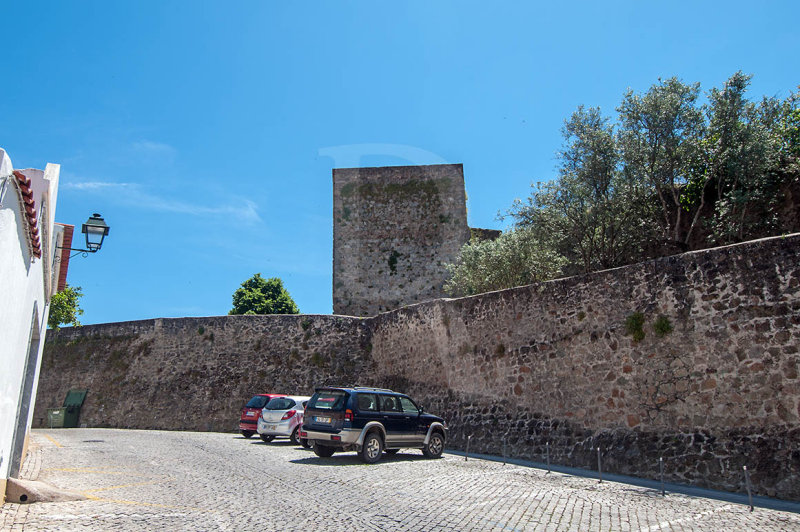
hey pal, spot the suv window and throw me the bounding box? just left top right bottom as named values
left=399, top=397, right=419, bottom=414
left=379, top=395, right=402, bottom=412
left=356, top=393, right=378, bottom=412
left=265, top=397, right=295, bottom=410
left=308, top=390, right=347, bottom=410
left=245, top=396, right=269, bottom=408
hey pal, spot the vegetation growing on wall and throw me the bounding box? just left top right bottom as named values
left=341, top=179, right=445, bottom=201
left=653, top=315, right=674, bottom=337
left=625, top=312, right=646, bottom=342
left=625, top=313, right=674, bottom=341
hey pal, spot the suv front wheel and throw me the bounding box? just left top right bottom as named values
left=423, top=432, right=444, bottom=459
left=359, top=432, right=383, bottom=463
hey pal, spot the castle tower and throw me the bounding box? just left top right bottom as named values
left=333, top=164, right=471, bottom=316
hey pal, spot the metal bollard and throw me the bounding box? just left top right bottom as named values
left=744, top=466, right=754, bottom=512
left=659, top=456, right=665, bottom=496
left=465, top=435, right=471, bottom=461
left=597, top=447, right=603, bottom=483
left=546, top=441, right=550, bottom=474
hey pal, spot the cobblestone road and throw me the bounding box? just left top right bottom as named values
left=2, top=429, right=799, bottom=531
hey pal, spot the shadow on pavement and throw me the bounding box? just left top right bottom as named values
left=290, top=452, right=428, bottom=466
left=248, top=440, right=311, bottom=449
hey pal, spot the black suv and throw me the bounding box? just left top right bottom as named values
left=300, top=387, right=447, bottom=463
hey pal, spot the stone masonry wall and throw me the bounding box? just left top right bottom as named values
left=332, top=164, right=471, bottom=316
left=36, top=234, right=800, bottom=500
left=366, top=234, right=800, bottom=500
left=35, top=315, right=372, bottom=432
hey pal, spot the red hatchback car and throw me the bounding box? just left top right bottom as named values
left=240, top=393, right=285, bottom=438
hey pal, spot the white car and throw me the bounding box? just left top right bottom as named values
left=257, top=395, right=311, bottom=445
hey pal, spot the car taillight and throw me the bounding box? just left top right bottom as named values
left=281, top=410, right=297, bottom=421
left=299, top=431, right=307, bottom=438
left=344, top=409, right=353, bottom=422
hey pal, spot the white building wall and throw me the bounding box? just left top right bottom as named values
left=0, top=148, right=59, bottom=487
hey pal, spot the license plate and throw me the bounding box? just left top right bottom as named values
left=269, top=425, right=277, bottom=431
left=315, top=416, right=331, bottom=423
left=247, top=411, right=255, bottom=417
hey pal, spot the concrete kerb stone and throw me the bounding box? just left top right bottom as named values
left=443, top=450, right=800, bottom=515
left=5, top=478, right=86, bottom=504
left=2, top=438, right=44, bottom=528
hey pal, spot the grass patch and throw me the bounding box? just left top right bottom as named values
left=653, top=315, right=674, bottom=337
left=625, top=312, right=646, bottom=342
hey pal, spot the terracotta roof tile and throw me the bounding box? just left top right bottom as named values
left=13, top=170, right=42, bottom=258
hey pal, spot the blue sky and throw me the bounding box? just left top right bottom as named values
left=4, top=1, right=798, bottom=324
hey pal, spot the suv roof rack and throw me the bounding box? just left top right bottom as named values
left=314, top=385, right=396, bottom=393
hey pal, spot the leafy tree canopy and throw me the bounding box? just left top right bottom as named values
left=444, top=228, right=566, bottom=297
left=509, top=105, right=656, bottom=276
left=48, top=285, right=84, bottom=330
left=446, top=72, right=799, bottom=297
left=229, top=274, right=299, bottom=315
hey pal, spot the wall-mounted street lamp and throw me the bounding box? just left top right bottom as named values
left=58, top=213, right=111, bottom=256
left=81, top=213, right=110, bottom=252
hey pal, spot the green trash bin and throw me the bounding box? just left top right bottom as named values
left=62, top=389, right=88, bottom=428
left=63, top=406, right=81, bottom=428
left=47, top=408, right=65, bottom=428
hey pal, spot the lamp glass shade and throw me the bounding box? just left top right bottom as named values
left=82, top=213, right=110, bottom=251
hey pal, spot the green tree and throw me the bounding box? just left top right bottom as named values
left=444, top=228, right=566, bottom=297
left=776, top=87, right=800, bottom=186
left=779, top=88, right=800, bottom=163
left=446, top=73, right=799, bottom=295
left=510, top=106, right=655, bottom=274
left=617, top=77, right=705, bottom=248
left=48, top=285, right=84, bottom=329
left=229, top=274, right=299, bottom=315
left=702, top=72, right=785, bottom=243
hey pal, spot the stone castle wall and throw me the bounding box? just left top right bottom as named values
left=332, top=164, right=471, bottom=316
left=36, top=234, right=800, bottom=500
left=36, top=315, right=372, bottom=432
left=366, top=235, right=800, bottom=499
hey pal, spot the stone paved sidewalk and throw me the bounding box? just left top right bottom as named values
left=2, top=429, right=800, bottom=531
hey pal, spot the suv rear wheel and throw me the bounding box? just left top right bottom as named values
left=313, top=444, right=335, bottom=458
left=423, top=432, right=444, bottom=459
left=359, top=432, right=384, bottom=463
left=241, top=430, right=254, bottom=439
left=260, top=434, right=274, bottom=443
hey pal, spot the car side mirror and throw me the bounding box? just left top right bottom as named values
left=419, top=406, right=425, bottom=414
